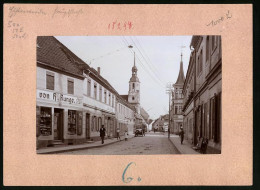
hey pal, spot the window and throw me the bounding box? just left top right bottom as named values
left=175, top=106, right=178, bottom=114
left=112, top=96, right=114, bottom=107
left=109, top=93, right=111, bottom=105
left=132, top=96, right=135, bottom=100
left=99, top=86, right=102, bottom=101
left=133, top=83, right=135, bottom=89
left=206, top=36, right=210, bottom=62
left=104, top=90, right=107, bottom=103
left=87, top=79, right=91, bottom=96
left=197, top=50, right=203, bottom=76
left=179, top=106, right=182, bottom=114
left=200, top=50, right=203, bottom=73
left=212, top=36, right=215, bottom=50
left=91, top=116, right=97, bottom=132
left=211, top=36, right=217, bottom=52
left=67, top=79, right=74, bottom=94
left=68, top=110, right=76, bottom=135
left=98, top=117, right=102, bottom=131
left=39, top=107, right=52, bottom=136
left=46, top=72, right=54, bottom=90
left=94, top=83, right=97, bottom=99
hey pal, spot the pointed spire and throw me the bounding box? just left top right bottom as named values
left=175, top=53, right=185, bottom=85
left=130, top=51, right=139, bottom=82
left=134, top=51, right=136, bottom=67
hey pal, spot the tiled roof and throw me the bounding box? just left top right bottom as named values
left=37, top=36, right=89, bottom=76
left=175, top=60, right=185, bottom=85
left=120, top=95, right=128, bottom=101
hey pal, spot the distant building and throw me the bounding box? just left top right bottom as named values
left=152, top=115, right=168, bottom=132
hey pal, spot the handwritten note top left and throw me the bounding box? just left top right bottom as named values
left=6, top=5, right=84, bottom=40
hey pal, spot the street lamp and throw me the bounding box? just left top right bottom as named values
left=166, top=82, right=174, bottom=139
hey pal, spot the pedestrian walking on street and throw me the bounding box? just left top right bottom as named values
left=179, top=127, right=184, bottom=144
left=116, top=127, right=121, bottom=141
left=142, top=127, right=145, bottom=136
left=100, top=125, right=106, bottom=144
left=124, top=130, right=128, bottom=141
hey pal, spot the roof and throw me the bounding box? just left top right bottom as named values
left=37, top=36, right=88, bottom=77
left=129, top=75, right=140, bottom=82
left=120, top=95, right=129, bottom=101
left=140, top=107, right=149, bottom=120
left=175, top=59, right=185, bottom=85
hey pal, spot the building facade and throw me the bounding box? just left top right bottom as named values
left=36, top=36, right=86, bottom=148
left=115, top=96, right=135, bottom=136
left=182, top=50, right=195, bottom=144
left=183, top=35, right=222, bottom=153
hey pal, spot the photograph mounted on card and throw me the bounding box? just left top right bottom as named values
left=3, top=4, right=252, bottom=186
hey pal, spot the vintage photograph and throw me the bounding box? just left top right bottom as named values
left=36, top=35, right=222, bottom=155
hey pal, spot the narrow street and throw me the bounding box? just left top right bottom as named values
left=59, top=132, right=179, bottom=155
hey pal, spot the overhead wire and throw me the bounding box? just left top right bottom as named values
left=121, top=36, right=165, bottom=89
left=129, top=36, right=166, bottom=85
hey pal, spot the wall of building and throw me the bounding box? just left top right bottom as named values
left=36, top=67, right=85, bottom=148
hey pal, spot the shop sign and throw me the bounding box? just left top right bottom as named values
left=37, top=89, right=82, bottom=105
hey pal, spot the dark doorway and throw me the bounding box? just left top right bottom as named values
left=86, top=113, right=90, bottom=139
left=54, top=108, right=63, bottom=141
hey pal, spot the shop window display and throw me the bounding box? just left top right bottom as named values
left=39, top=107, right=52, bottom=136
left=68, top=110, right=77, bottom=135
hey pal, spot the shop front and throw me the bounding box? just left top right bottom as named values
left=36, top=89, right=83, bottom=149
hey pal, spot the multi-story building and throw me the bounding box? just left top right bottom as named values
left=82, top=67, right=117, bottom=141
left=183, top=35, right=222, bottom=153
left=171, top=54, right=185, bottom=134
left=36, top=36, right=86, bottom=148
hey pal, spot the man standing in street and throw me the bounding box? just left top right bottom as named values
left=179, top=127, right=184, bottom=144
left=100, top=125, right=106, bottom=144
left=116, top=127, right=121, bottom=141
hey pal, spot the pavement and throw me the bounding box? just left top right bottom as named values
left=37, top=134, right=135, bottom=154
left=168, top=134, right=200, bottom=154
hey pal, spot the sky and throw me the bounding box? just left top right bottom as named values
left=55, top=36, right=192, bottom=120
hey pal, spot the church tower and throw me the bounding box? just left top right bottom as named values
left=172, top=52, right=185, bottom=133
left=128, top=52, right=141, bottom=114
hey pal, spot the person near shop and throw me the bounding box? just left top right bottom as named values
left=100, top=125, right=106, bottom=144
left=124, top=130, right=128, bottom=141
left=179, top=127, right=184, bottom=144
left=116, top=127, right=121, bottom=141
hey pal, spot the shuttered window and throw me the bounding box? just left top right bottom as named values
left=87, top=80, right=91, bottom=96
left=67, top=79, right=74, bottom=94
left=46, top=72, right=54, bottom=90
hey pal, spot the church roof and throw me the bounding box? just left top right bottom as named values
left=175, top=55, right=185, bottom=85
left=130, top=75, right=140, bottom=82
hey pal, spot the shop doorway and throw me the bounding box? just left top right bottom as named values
left=86, top=113, right=90, bottom=139
left=54, top=108, right=63, bottom=141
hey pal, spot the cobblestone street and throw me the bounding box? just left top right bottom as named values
left=59, top=132, right=179, bottom=155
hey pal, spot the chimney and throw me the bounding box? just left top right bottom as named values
left=97, top=67, right=100, bottom=75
